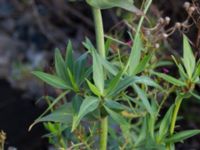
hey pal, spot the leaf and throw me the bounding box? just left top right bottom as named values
left=158, top=105, right=174, bottom=142
left=92, top=49, right=104, bottom=94
left=31, top=104, right=73, bottom=125
left=165, top=130, right=200, bottom=143
left=67, top=68, right=79, bottom=91
left=71, top=97, right=99, bottom=131
left=29, top=91, right=69, bottom=130
left=73, top=52, right=89, bottom=84
left=135, top=117, right=147, bottom=146
left=192, top=62, right=200, bottom=81
left=128, top=33, right=143, bottom=75
left=104, top=99, right=126, bottom=112
left=86, top=0, right=143, bottom=15
left=171, top=55, right=188, bottom=79
left=32, top=71, right=71, bottom=89
left=55, top=48, right=68, bottom=81
left=98, top=54, right=118, bottom=76
left=190, top=91, right=200, bottom=101
left=152, top=72, right=186, bottom=87
left=72, top=95, right=82, bottom=115
left=133, top=84, right=153, bottom=116
left=104, top=105, right=129, bottom=127
left=107, top=76, right=136, bottom=97
left=133, top=53, right=152, bottom=75
left=182, top=35, right=196, bottom=78
left=65, top=40, right=74, bottom=70
left=134, top=76, right=162, bottom=89
left=86, top=79, right=102, bottom=96
left=105, top=70, right=123, bottom=96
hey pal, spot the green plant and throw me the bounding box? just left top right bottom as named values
left=30, top=0, right=200, bottom=149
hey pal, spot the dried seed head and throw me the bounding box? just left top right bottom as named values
left=184, top=2, right=190, bottom=10
left=162, top=33, right=168, bottom=39
left=159, top=18, right=165, bottom=24
left=175, top=22, right=182, bottom=29
left=165, top=17, right=171, bottom=25
left=188, top=6, right=195, bottom=15
left=155, top=43, right=160, bottom=49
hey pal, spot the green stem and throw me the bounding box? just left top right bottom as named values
left=100, top=117, right=108, bottom=150
left=170, top=95, right=183, bottom=135
left=92, top=7, right=107, bottom=150
left=92, top=7, right=106, bottom=58
left=167, top=95, right=184, bottom=149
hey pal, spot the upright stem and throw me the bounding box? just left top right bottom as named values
left=170, top=95, right=183, bottom=135
left=100, top=117, right=108, bottom=150
left=92, top=7, right=107, bottom=150
left=167, top=95, right=184, bottom=150
left=92, top=7, right=106, bottom=58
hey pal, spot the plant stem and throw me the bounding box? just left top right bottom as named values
left=167, top=95, right=184, bottom=149
left=92, top=7, right=105, bottom=58
left=170, top=95, right=183, bottom=135
left=92, top=7, right=107, bottom=150
left=100, top=117, right=108, bottom=150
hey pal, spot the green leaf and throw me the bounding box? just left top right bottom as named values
left=31, top=103, right=73, bottom=125
left=105, top=70, right=123, bottom=96
left=67, top=68, right=79, bottom=91
left=190, top=91, right=200, bottom=101
left=32, top=71, right=71, bottom=89
left=86, top=79, right=102, bottom=96
left=134, top=76, right=162, bottom=89
left=71, top=97, right=99, bottom=131
left=55, top=49, right=68, bottom=81
left=152, top=72, right=186, bottom=87
left=107, top=76, right=136, bottom=97
left=133, top=84, right=153, bottom=116
left=128, top=33, right=143, bottom=75
left=165, top=130, right=200, bottom=143
left=104, top=105, right=129, bottom=127
left=65, top=41, right=74, bottom=70
left=182, top=35, right=196, bottom=78
left=104, top=99, right=126, bottom=112
left=29, top=91, right=69, bottom=130
left=72, top=95, right=82, bottom=115
left=133, top=53, right=152, bottom=75
left=158, top=105, right=174, bottom=142
left=192, top=62, right=200, bottom=81
left=92, top=49, right=104, bottom=94
left=86, top=0, right=143, bottom=15
left=73, top=52, right=89, bottom=85
left=98, top=54, right=118, bottom=76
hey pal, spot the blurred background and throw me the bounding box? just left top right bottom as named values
left=0, top=0, right=199, bottom=149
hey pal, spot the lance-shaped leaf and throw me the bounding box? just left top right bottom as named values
left=32, top=71, right=71, bottom=89
left=182, top=35, right=196, bottom=78
left=30, top=103, right=73, bottom=125
left=92, top=49, right=104, bottom=94
left=152, top=72, right=186, bottom=87
left=164, top=130, right=200, bottom=143
left=157, top=105, right=174, bottom=142
left=128, top=33, right=143, bottom=75
left=133, top=84, right=153, bottom=116
left=86, top=0, right=143, bottom=15
left=71, top=97, right=99, bottom=131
